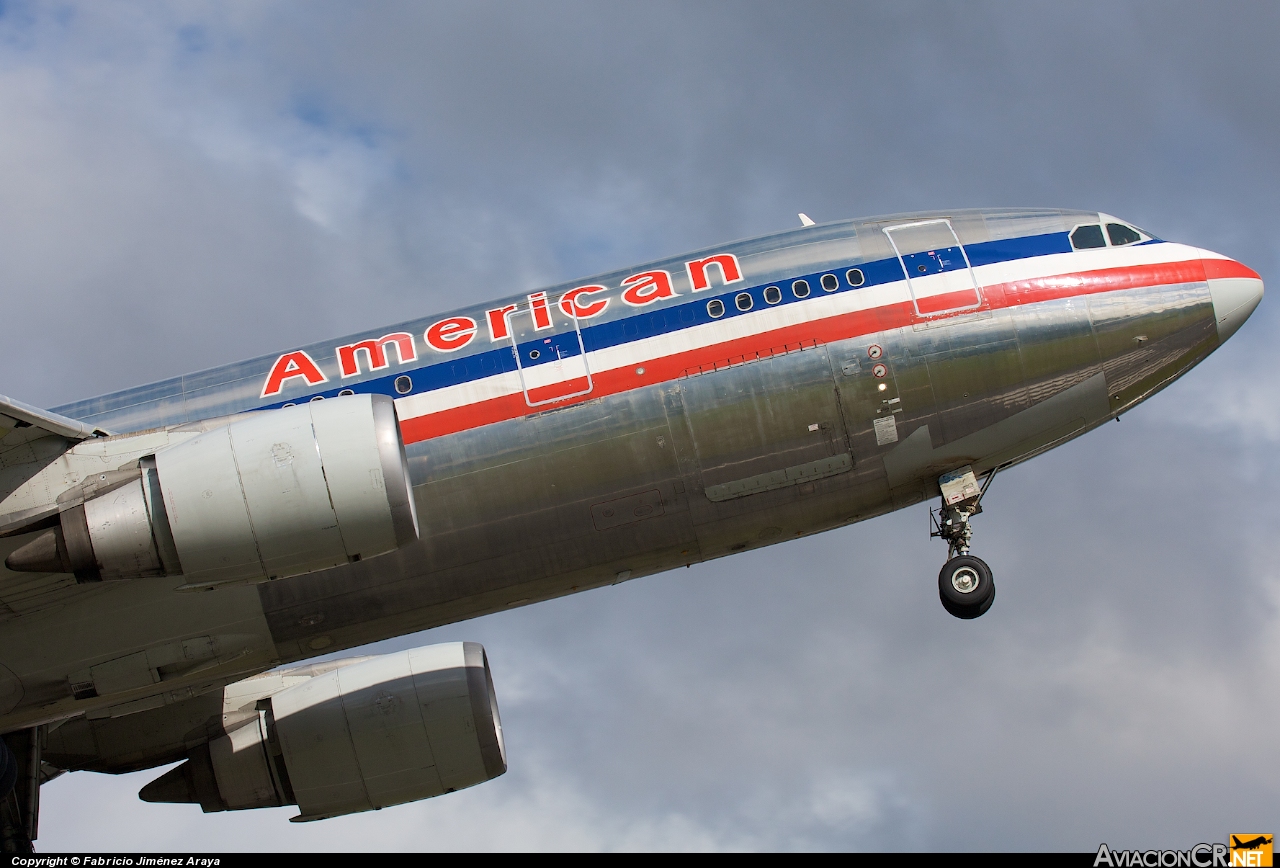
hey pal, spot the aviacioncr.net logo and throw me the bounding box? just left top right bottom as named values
left=1095, top=838, right=1274, bottom=868
left=1094, top=844, right=1227, bottom=867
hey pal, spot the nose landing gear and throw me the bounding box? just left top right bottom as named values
left=930, top=466, right=997, bottom=619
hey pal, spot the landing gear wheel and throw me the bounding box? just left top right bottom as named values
left=938, top=555, right=995, bottom=620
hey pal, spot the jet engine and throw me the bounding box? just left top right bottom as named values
left=6, top=394, right=418, bottom=588
left=139, top=642, right=506, bottom=821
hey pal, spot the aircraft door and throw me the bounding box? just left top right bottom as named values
left=677, top=347, right=852, bottom=503
left=504, top=298, right=593, bottom=407
left=884, top=219, right=983, bottom=317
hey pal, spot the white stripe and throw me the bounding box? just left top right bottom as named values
left=972, top=242, right=1215, bottom=289
left=395, top=370, right=523, bottom=418
left=396, top=243, right=1217, bottom=422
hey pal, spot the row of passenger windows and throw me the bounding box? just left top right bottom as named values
left=282, top=268, right=864, bottom=400
left=283, top=264, right=870, bottom=398
left=1071, top=222, right=1143, bottom=250
left=281, top=376, right=413, bottom=407
left=706, top=268, right=865, bottom=318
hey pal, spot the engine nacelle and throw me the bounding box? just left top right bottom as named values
left=6, top=394, right=418, bottom=588
left=139, top=642, right=507, bottom=821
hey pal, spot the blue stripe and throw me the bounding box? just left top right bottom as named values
left=965, top=232, right=1073, bottom=267
left=261, top=231, right=1077, bottom=411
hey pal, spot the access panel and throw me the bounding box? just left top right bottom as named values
left=677, top=347, right=851, bottom=502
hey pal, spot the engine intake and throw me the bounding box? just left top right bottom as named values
left=6, top=394, right=418, bottom=588
left=139, top=643, right=506, bottom=821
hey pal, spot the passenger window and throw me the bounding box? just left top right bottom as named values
left=821, top=273, right=839, bottom=292
left=792, top=279, right=810, bottom=299
left=1070, top=224, right=1106, bottom=250
left=395, top=376, right=413, bottom=394
left=338, top=389, right=354, bottom=396
left=735, top=292, right=753, bottom=312
left=764, top=285, right=782, bottom=305
left=846, top=268, right=865, bottom=287
left=707, top=299, right=725, bottom=318
left=1107, top=223, right=1141, bottom=246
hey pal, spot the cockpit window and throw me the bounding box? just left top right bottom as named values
left=1070, top=224, right=1106, bottom=250
left=1107, top=223, right=1141, bottom=246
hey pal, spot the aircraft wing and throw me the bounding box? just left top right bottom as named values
left=0, top=393, right=110, bottom=446
left=0, top=393, right=109, bottom=532
left=0, top=396, right=113, bottom=623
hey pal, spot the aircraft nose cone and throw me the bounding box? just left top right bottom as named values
left=1206, top=258, right=1264, bottom=343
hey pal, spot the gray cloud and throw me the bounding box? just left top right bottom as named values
left=4, top=0, right=1278, bottom=851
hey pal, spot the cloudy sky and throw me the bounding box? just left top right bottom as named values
left=3, top=0, right=1277, bottom=852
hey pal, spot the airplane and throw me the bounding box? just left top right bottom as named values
left=0, top=207, right=1262, bottom=849
left=1232, top=836, right=1273, bottom=851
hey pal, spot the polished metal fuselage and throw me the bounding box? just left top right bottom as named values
left=0, top=208, right=1241, bottom=769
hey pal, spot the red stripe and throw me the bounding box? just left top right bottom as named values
left=526, top=376, right=592, bottom=404
left=1202, top=258, right=1261, bottom=281
left=399, top=259, right=1226, bottom=444
left=994, top=260, right=1207, bottom=306
left=916, top=287, right=980, bottom=314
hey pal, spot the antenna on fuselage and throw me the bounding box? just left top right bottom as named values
left=798, top=213, right=816, bottom=227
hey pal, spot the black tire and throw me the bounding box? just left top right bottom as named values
left=938, top=555, right=995, bottom=620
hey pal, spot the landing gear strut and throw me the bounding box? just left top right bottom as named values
left=930, top=466, right=997, bottom=620
left=0, top=727, right=47, bottom=853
